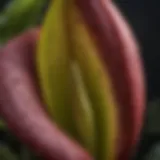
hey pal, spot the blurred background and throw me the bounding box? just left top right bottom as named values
left=116, top=1, right=160, bottom=159
left=0, top=0, right=160, bottom=159
left=115, top=0, right=160, bottom=101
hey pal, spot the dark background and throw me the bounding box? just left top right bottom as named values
left=115, top=0, right=160, bottom=101
left=114, top=1, right=160, bottom=159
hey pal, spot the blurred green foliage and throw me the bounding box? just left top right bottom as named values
left=0, top=0, right=48, bottom=44
left=0, top=144, right=41, bottom=160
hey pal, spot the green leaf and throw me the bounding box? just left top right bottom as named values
left=144, top=99, right=160, bottom=134
left=0, top=146, right=18, bottom=160
left=0, top=0, right=48, bottom=44
left=0, top=120, right=7, bottom=129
